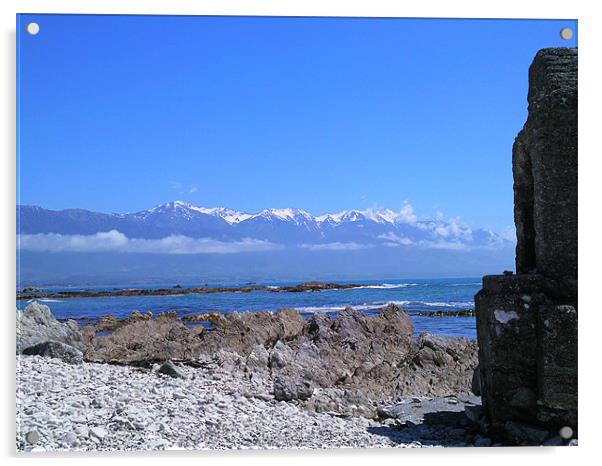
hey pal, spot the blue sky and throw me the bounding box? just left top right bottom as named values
left=17, top=15, right=577, bottom=232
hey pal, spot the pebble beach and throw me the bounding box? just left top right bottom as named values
left=17, top=355, right=444, bottom=452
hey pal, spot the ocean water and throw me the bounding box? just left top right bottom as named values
left=17, top=277, right=482, bottom=338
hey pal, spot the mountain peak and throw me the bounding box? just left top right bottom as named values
left=316, top=208, right=399, bottom=225
left=133, top=202, right=414, bottom=226
left=17, top=201, right=514, bottom=251
left=256, top=208, right=313, bottom=223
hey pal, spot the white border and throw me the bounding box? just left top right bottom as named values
left=2, top=1, right=600, bottom=465
left=0, top=0, right=585, bottom=19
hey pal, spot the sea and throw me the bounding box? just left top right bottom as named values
left=17, top=277, right=482, bottom=339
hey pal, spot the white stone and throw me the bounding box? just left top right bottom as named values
left=494, top=309, right=519, bottom=324
left=89, top=427, right=107, bottom=440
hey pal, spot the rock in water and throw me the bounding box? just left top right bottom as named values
left=16, top=302, right=84, bottom=354
left=157, top=360, right=185, bottom=378
left=22, top=341, right=84, bottom=364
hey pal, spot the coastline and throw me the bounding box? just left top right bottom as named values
left=17, top=301, right=487, bottom=450
left=17, top=282, right=365, bottom=301
left=16, top=300, right=572, bottom=450
left=17, top=278, right=479, bottom=337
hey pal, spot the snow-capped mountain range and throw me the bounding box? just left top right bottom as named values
left=17, top=201, right=513, bottom=251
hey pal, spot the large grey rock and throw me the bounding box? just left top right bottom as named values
left=273, top=374, right=314, bottom=401
left=476, top=276, right=577, bottom=429
left=475, top=48, right=578, bottom=435
left=16, top=302, right=84, bottom=354
left=513, top=48, right=578, bottom=280
left=269, top=340, right=294, bottom=369
left=237, top=304, right=475, bottom=410
left=270, top=305, right=476, bottom=411
left=403, top=332, right=478, bottom=399
left=22, top=341, right=84, bottom=364
left=197, top=308, right=305, bottom=357
left=274, top=305, right=416, bottom=399
left=245, top=344, right=270, bottom=370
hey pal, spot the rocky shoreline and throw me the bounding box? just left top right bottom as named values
left=16, top=301, right=571, bottom=451
left=16, top=281, right=365, bottom=300
left=69, top=307, right=475, bottom=332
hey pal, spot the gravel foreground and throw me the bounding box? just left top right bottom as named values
left=17, top=355, right=458, bottom=452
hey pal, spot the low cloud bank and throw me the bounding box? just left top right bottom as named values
left=17, top=229, right=511, bottom=255
left=18, top=230, right=282, bottom=254
left=299, top=242, right=373, bottom=251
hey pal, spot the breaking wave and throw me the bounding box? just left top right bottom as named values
left=294, top=300, right=474, bottom=314
left=356, top=283, right=419, bottom=289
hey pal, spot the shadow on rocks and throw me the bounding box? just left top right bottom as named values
left=368, top=409, right=479, bottom=447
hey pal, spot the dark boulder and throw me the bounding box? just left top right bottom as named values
left=504, top=421, right=550, bottom=446
left=23, top=341, right=84, bottom=365
left=273, top=374, right=314, bottom=401
left=157, top=360, right=185, bottom=378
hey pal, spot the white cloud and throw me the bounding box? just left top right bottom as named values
left=419, top=240, right=470, bottom=251
left=17, top=231, right=282, bottom=255
left=418, top=215, right=473, bottom=241
left=377, top=232, right=414, bottom=245
left=378, top=232, right=481, bottom=251
left=435, top=226, right=450, bottom=237
left=435, top=217, right=472, bottom=239
left=299, top=242, right=373, bottom=251
left=19, top=230, right=130, bottom=253
left=398, top=201, right=417, bottom=224
left=189, top=186, right=198, bottom=193
left=500, top=226, right=517, bottom=242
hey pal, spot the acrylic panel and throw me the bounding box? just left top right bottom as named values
left=16, top=14, right=578, bottom=452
